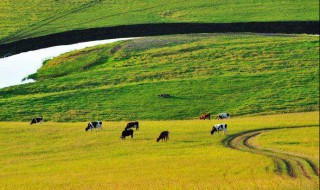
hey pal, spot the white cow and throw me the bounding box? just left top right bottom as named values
left=211, top=123, right=227, bottom=135
left=217, top=113, right=230, bottom=120
left=85, top=121, right=102, bottom=131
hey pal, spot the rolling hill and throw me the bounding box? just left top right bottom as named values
left=0, top=0, right=318, bottom=43
left=0, top=34, right=318, bottom=121
left=1, top=2, right=319, bottom=189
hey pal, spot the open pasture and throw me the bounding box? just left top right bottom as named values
left=0, top=0, right=318, bottom=43
left=0, top=112, right=318, bottom=189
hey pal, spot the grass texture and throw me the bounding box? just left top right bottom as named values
left=0, top=0, right=318, bottom=43
left=0, top=112, right=318, bottom=189
left=0, top=34, right=318, bottom=121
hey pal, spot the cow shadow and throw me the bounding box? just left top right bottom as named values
left=158, top=95, right=187, bottom=100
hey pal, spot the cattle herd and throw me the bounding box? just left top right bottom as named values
left=30, top=113, right=230, bottom=142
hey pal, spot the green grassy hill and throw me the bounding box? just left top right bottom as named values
left=0, top=0, right=318, bottom=43
left=0, top=34, right=318, bottom=121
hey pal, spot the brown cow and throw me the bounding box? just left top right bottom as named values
left=199, top=113, right=211, bottom=120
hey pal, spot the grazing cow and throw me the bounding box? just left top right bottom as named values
left=30, top=117, right=43, bottom=125
left=158, top=94, right=171, bottom=98
left=199, top=113, right=211, bottom=120
left=217, top=113, right=230, bottom=120
left=85, top=121, right=102, bottom=131
left=121, top=129, right=134, bottom=139
left=211, top=124, right=227, bottom=135
left=125, top=121, right=139, bottom=131
left=157, top=131, right=169, bottom=142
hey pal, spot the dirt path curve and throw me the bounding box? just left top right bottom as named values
left=222, top=126, right=319, bottom=179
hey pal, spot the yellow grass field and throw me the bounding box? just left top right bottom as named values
left=0, top=112, right=319, bottom=190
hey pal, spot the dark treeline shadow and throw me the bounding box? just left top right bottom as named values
left=0, top=21, right=319, bottom=58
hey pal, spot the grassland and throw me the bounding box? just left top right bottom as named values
left=256, top=127, right=319, bottom=160
left=0, top=34, right=318, bottom=121
left=1, top=1, right=319, bottom=189
left=0, top=0, right=318, bottom=43
left=0, top=112, right=318, bottom=189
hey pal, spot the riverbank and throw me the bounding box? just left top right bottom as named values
left=0, top=38, right=133, bottom=88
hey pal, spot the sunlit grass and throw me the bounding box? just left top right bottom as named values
left=0, top=112, right=318, bottom=189
left=255, top=127, right=319, bottom=160
left=0, top=0, right=318, bottom=42
left=0, top=34, right=318, bottom=121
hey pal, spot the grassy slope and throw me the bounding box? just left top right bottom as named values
left=0, top=0, right=319, bottom=43
left=0, top=34, right=318, bottom=121
left=0, top=0, right=92, bottom=42
left=0, top=112, right=318, bottom=189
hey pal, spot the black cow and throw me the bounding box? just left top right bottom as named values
left=211, top=124, right=227, bottom=135
left=125, top=121, right=139, bottom=131
left=30, top=117, right=43, bottom=125
left=121, top=129, right=134, bottom=139
left=157, top=131, right=169, bottom=142
left=85, top=121, right=102, bottom=131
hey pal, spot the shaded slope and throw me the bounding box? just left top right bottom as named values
left=0, top=22, right=319, bottom=57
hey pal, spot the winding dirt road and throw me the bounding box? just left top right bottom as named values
left=223, top=126, right=319, bottom=179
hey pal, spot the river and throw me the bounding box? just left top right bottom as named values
left=0, top=38, right=134, bottom=89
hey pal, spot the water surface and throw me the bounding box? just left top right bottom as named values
left=0, top=38, right=133, bottom=89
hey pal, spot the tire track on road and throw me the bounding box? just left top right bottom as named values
left=222, top=126, right=319, bottom=179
